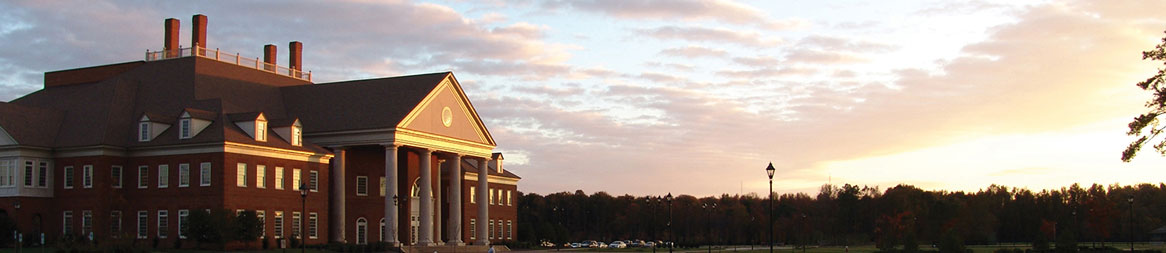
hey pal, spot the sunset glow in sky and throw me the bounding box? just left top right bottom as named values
left=2, top=0, right=1166, bottom=196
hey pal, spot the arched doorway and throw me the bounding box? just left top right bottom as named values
left=355, top=218, right=368, bottom=245
left=410, top=178, right=420, bottom=245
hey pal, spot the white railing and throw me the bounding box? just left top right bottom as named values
left=145, top=45, right=311, bottom=82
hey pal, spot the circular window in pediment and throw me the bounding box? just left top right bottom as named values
left=441, top=107, right=453, bottom=127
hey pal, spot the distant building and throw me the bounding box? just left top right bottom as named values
left=0, top=14, right=519, bottom=248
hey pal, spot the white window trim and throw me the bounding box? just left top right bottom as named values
left=139, top=122, right=150, bottom=142
left=82, top=165, right=93, bottom=188
left=274, top=211, right=284, bottom=239
left=137, top=211, right=148, bottom=239
left=110, top=210, right=122, bottom=238
left=356, top=176, right=368, bottom=196
left=178, top=209, right=189, bottom=239
left=63, top=166, right=74, bottom=189
left=255, top=119, right=268, bottom=142
left=157, top=210, right=168, bottom=238
left=236, top=163, right=247, bottom=187
left=138, top=166, right=148, bottom=189
left=275, top=167, right=284, bottom=190
left=256, top=165, right=266, bottom=189
left=179, top=118, right=192, bottom=139
left=62, top=211, right=73, bottom=236
left=256, top=210, right=266, bottom=239
left=308, top=213, right=317, bottom=239
left=200, top=162, right=212, bottom=186
left=158, top=165, right=169, bottom=188
left=309, top=170, right=318, bottom=192
left=178, top=163, right=189, bottom=187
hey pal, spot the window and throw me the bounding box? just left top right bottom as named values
left=157, top=210, right=168, bottom=238
left=38, top=162, right=47, bottom=187
left=356, top=218, right=368, bottom=245
left=309, top=170, right=318, bottom=192
left=489, top=220, right=494, bottom=239
left=470, top=187, right=476, bottom=204
left=82, top=210, right=93, bottom=235
left=158, top=165, right=169, bottom=188
left=138, top=166, right=148, bottom=188
left=292, top=168, right=301, bottom=190
left=200, top=162, right=211, bottom=186
left=24, top=161, right=32, bottom=186
left=256, top=210, right=265, bottom=238
left=489, top=188, right=495, bottom=205
left=0, top=159, right=11, bottom=187
left=292, top=212, right=302, bottom=239
left=274, top=167, right=284, bottom=190
left=82, top=165, right=92, bottom=188
left=507, top=190, right=512, bottom=206
left=255, top=119, right=267, bottom=142
left=380, top=177, right=386, bottom=196
left=112, top=166, right=123, bottom=188
left=64, top=166, right=74, bottom=189
left=63, top=211, right=74, bottom=236
left=273, top=211, right=284, bottom=239
left=111, top=211, right=122, bottom=238
left=178, top=210, right=189, bottom=239
left=179, top=118, right=191, bottom=139
left=470, top=219, right=476, bottom=240
left=309, top=212, right=318, bottom=239
left=236, top=163, right=247, bottom=187
left=356, top=176, right=368, bottom=196
left=139, top=122, right=150, bottom=141
left=137, top=211, right=148, bottom=239
left=256, top=165, right=266, bottom=188
left=507, top=220, right=513, bottom=239
left=291, top=125, right=302, bottom=146
left=178, top=164, right=189, bottom=187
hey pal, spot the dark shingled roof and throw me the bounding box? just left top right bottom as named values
left=281, top=72, right=450, bottom=133
left=0, top=102, right=64, bottom=147
left=462, top=159, right=522, bottom=180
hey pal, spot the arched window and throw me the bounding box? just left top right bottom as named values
left=355, top=218, right=368, bottom=245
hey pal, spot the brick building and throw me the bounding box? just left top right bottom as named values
left=0, top=15, right=520, bottom=249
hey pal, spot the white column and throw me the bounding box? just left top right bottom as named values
left=330, top=147, right=347, bottom=243
left=384, top=145, right=400, bottom=246
left=418, top=148, right=435, bottom=246
left=447, top=154, right=464, bottom=245
left=434, top=159, right=444, bottom=245
left=476, top=157, right=490, bottom=245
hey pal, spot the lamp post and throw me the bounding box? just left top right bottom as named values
left=766, top=163, right=776, bottom=253
left=703, top=203, right=716, bottom=253
left=1129, top=196, right=1135, bottom=252
left=649, top=197, right=657, bottom=253
left=299, top=183, right=307, bottom=253
left=666, top=193, right=673, bottom=253
left=392, top=194, right=399, bottom=247
left=553, top=206, right=560, bottom=251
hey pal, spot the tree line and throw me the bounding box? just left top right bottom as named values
left=515, top=183, right=1166, bottom=248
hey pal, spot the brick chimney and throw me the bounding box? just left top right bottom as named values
left=263, top=44, right=277, bottom=71
left=191, top=14, right=207, bottom=51
left=289, top=41, right=303, bottom=71
left=164, top=18, right=179, bottom=58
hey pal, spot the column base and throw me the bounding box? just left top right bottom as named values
left=416, top=242, right=436, bottom=246
left=447, top=241, right=466, bottom=246
left=475, top=240, right=490, bottom=246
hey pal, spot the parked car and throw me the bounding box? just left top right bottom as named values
left=597, top=241, right=608, bottom=248
left=644, top=241, right=656, bottom=248
left=570, top=243, right=581, bottom=248
left=609, top=241, right=628, bottom=248
left=540, top=240, right=556, bottom=248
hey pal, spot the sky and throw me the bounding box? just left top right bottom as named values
left=2, top=0, right=1166, bottom=197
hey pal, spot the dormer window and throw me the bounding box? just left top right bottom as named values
left=291, top=125, right=302, bottom=146
left=256, top=118, right=267, bottom=142
left=179, top=118, right=191, bottom=139
left=139, top=122, right=150, bottom=141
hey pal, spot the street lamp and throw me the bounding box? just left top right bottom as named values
left=666, top=193, right=673, bottom=253
left=553, top=206, right=560, bottom=251
left=766, top=163, right=775, bottom=253
left=703, top=203, right=717, bottom=253
left=1129, top=196, right=1135, bottom=252
left=299, top=182, right=307, bottom=253
left=392, top=194, right=399, bottom=247
left=648, top=197, right=657, bottom=253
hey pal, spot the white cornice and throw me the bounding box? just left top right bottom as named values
left=463, top=172, right=519, bottom=185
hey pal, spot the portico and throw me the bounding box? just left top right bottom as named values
left=301, top=73, right=506, bottom=247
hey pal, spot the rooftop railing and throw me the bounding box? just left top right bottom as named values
left=145, top=45, right=312, bottom=82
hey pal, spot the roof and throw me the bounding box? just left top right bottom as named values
left=281, top=72, right=450, bottom=133
left=0, top=102, right=64, bottom=147
left=462, top=159, right=522, bottom=180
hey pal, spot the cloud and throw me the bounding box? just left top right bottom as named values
left=638, top=26, right=783, bottom=48
left=658, top=45, right=727, bottom=58
left=540, top=0, right=808, bottom=30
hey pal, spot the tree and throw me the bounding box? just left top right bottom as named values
left=234, top=210, right=263, bottom=248
left=183, top=209, right=235, bottom=249
left=1122, top=30, right=1166, bottom=162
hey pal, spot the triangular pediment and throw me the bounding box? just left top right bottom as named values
left=399, top=74, right=495, bottom=146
